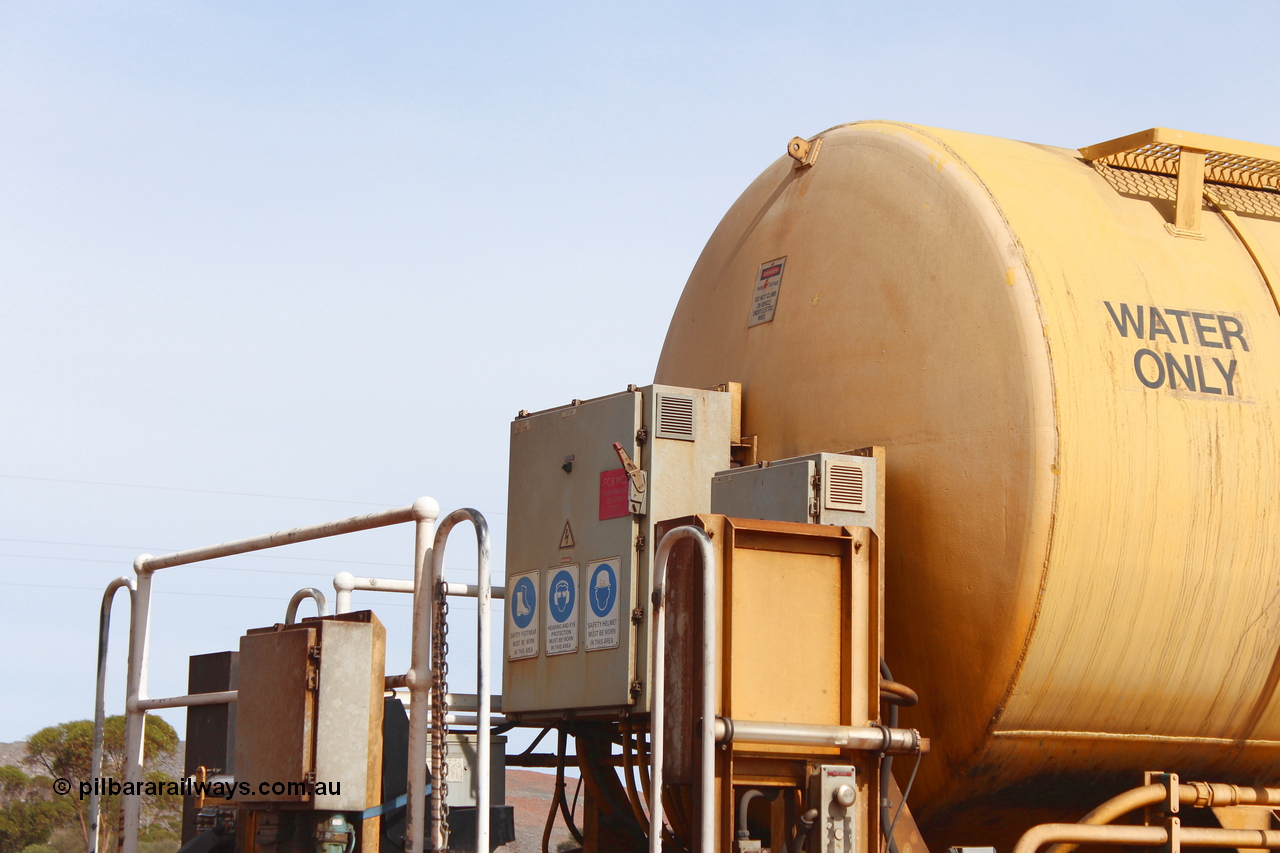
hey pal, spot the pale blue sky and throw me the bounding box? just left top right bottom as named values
left=1, top=1, right=1277, bottom=743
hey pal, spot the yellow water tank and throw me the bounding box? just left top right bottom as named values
left=654, top=121, right=1280, bottom=846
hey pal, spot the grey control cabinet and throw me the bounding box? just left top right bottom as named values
left=503, top=385, right=731, bottom=717
left=711, top=452, right=878, bottom=531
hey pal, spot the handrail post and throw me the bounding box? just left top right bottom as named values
left=285, top=588, right=329, bottom=624
left=120, top=559, right=154, bottom=853
left=333, top=571, right=356, bottom=614
left=648, top=526, right=716, bottom=853
left=423, top=509, right=492, bottom=853
left=405, top=497, right=441, bottom=853
left=90, top=577, right=134, bottom=853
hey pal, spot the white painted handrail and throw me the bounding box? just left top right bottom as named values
left=119, top=498, right=440, bottom=853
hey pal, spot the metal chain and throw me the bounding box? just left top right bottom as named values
left=431, top=581, right=451, bottom=848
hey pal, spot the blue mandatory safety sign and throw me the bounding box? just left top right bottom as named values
left=548, top=569, right=576, bottom=623
left=589, top=562, right=617, bottom=618
left=511, top=575, right=538, bottom=629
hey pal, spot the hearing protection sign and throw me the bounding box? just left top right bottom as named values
left=585, top=558, right=621, bottom=651
left=544, top=564, right=579, bottom=656
left=507, top=570, right=539, bottom=660
left=748, top=256, right=786, bottom=327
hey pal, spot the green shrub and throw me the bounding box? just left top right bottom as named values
left=18, top=844, right=57, bottom=853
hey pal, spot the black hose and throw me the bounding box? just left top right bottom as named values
left=575, top=729, right=647, bottom=843
left=880, top=658, right=900, bottom=853
left=541, top=727, right=584, bottom=853
left=515, top=727, right=553, bottom=759
left=790, top=808, right=819, bottom=853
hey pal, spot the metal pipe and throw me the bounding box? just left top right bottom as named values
left=428, top=509, right=492, bottom=853
left=138, top=505, right=419, bottom=572
left=442, top=713, right=509, bottom=727
left=334, top=572, right=416, bottom=613
left=90, top=577, right=133, bottom=853
left=137, top=690, right=238, bottom=710
left=1042, top=784, right=1166, bottom=853
left=442, top=693, right=503, bottom=713
left=334, top=571, right=354, bottom=613
left=332, top=575, right=505, bottom=615
left=120, top=560, right=152, bottom=853
left=404, top=497, right=440, bottom=853
left=285, top=588, right=328, bottom=624
left=385, top=689, right=503, bottom=716
left=713, top=718, right=923, bottom=753
left=443, top=581, right=506, bottom=599
left=1046, top=781, right=1280, bottom=853
left=1015, top=822, right=1280, bottom=853
left=880, top=659, right=900, bottom=853
left=648, top=525, right=717, bottom=853
left=737, top=789, right=765, bottom=839
left=1185, top=781, right=1280, bottom=807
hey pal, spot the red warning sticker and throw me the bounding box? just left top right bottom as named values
left=599, top=468, right=630, bottom=520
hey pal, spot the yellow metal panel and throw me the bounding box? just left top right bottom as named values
left=729, top=547, right=843, bottom=725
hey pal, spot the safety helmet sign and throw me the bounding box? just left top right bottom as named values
left=586, top=558, right=620, bottom=651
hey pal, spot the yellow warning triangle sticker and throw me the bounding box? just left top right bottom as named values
left=559, top=520, right=575, bottom=549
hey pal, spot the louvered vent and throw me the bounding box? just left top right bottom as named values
left=823, top=460, right=867, bottom=512
left=655, top=394, right=696, bottom=441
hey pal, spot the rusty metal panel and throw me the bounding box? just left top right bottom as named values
left=312, top=614, right=386, bottom=811
left=234, top=626, right=315, bottom=803
left=233, top=612, right=385, bottom=809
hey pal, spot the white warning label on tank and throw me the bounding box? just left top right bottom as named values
left=585, top=558, right=621, bottom=651
left=748, top=256, right=786, bottom=327
left=543, top=563, right=579, bottom=656
left=506, top=570, right=540, bottom=660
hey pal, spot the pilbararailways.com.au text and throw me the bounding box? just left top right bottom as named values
left=57, top=777, right=343, bottom=801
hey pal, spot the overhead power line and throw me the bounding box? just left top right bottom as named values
left=0, top=551, right=500, bottom=581
left=0, top=537, right=406, bottom=567
left=0, top=581, right=499, bottom=611
left=0, top=473, right=396, bottom=507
